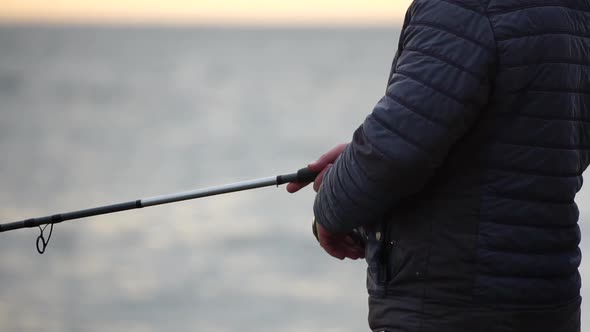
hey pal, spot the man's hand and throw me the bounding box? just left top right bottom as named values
left=287, top=143, right=363, bottom=260
left=286, top=143, right=349, bottom=193
left=316, top=219, right=364, bottom=260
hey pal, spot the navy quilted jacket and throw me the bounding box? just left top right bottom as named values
left=313, top=0, right=589, bottom=330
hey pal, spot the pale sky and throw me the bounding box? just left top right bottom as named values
left=0, top=0, right=413, bottom=25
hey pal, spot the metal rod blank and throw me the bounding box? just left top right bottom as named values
left=0, top=167, right=319, bottom=233
left=141, top=176, right=277, bottom=207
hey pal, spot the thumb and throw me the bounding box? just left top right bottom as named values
left=307, top=161, right=325, bottom=173
left=308, top=143, right=348, bottom=172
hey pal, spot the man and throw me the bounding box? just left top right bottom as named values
left=288, top=0, right=589, bottom=331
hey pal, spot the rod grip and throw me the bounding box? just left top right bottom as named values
left=296, top=167, right=319, bottom=183
left=276, top=167, right=320, bottom=185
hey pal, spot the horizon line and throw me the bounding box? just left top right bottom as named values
left=0, top=20, right=403, bottom=29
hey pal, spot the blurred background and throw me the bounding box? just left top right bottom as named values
left=0, top=1, right=586, bottom=331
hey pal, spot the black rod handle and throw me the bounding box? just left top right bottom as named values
left=296, top=167, right=320, bottom=183
left=276, top=167, right=320, bottom=185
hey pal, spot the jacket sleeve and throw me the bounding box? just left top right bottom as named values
left=314, top=0, right=497, bottom=233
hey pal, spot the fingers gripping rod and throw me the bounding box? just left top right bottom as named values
left=0, top=167, right=318, bottom=234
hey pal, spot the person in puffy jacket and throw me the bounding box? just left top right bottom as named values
left=288, top=0, right=589, bottom=331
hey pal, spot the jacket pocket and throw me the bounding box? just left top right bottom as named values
left=365, top=223, right=391, bottom=298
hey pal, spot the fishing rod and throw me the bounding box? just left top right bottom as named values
left=0, top=167, right=318, bottom=254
